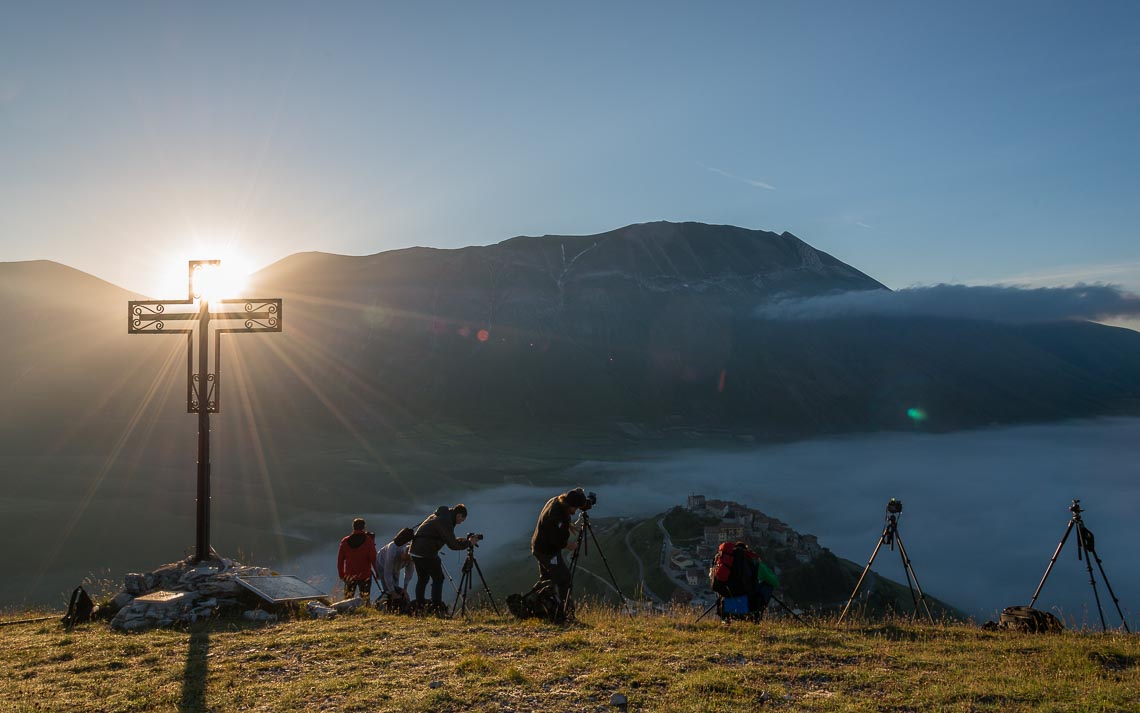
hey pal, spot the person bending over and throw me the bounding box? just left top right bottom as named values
left=531, top=488, right=589, bottom=605
left=337, top=518, right=380, bottom=603
left=410, top=504, right=477, bottom=613
left=376, top=535, right=415, bottom=613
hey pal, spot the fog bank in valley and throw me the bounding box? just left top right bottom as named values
left=309, top=419, right=1140, bottom=629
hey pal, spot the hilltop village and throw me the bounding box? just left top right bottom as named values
left=658, top=495, right=825, bottom=610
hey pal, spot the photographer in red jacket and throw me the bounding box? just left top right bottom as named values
left=337, top=518, right=380, bottom=603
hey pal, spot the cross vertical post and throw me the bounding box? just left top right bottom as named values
left=128, top=260, right=282, bottom=562
left=196, top=288, right=211, bottom=562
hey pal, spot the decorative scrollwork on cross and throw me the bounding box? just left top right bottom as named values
left=131, top=303, right=169, bottom=331
left=127, top=264, right=283, bottom=414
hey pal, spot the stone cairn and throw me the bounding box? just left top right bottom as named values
left=108, top=557, right=276, bottom=632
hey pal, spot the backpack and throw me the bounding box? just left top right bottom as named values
left=999, top=606, right=1063, bottom=633
left=507, top=580, right=564, bottom=622
left=392, top=527, right=415, bottom=547
left=709, top=542, right=758, bottom=598
left=62, top=585, right=95, bottom=626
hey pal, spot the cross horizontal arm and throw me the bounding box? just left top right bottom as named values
left=129, top=299, right=281, bottom=333
left=127, top=296, right=282, bottom=412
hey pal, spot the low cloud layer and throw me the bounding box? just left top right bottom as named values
left=289, top=419, right=1140, bottom=626
left=757, top=284, right=1140, bottom=323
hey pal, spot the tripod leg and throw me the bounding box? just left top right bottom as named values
left=1076, top=526, right=1107, bottom=632
left=768, top=593, right=808, bottom=626
left=440, top=562, right=461, bottom=595
left=470, top=556, right=502, bottom=616
left=839, top=533, right=887, bottom=623
left=695, top=597, right=720, bottom=623
left=893, top=533, right=934, bottom=624
left=1029, top=520, right=1074, bottom=608
left=1089, top=552, right=1131, bottom=633
left=585, top=519, right=633, bottom=617
left=560, top=534, right=585, bottom=621
left=449, top=568, right=471, bottom=616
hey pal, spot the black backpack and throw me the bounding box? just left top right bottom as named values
left=507, top=580, right=563, bottom=622
left=62, top=585, right=95, bottom=626
left=999, top=606, right=1063, bottom=633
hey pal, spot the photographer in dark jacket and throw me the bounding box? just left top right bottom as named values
left=531, top=488, right=589, bottom=604
left=410, top=504, right=476, bottom=613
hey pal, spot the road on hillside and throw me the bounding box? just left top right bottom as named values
left=624, top=522, right=663, bottom=603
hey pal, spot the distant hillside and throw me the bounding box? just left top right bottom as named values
left=487, top=506, right=963, bottom=621
left=235, top=221, right=1140, bottom=436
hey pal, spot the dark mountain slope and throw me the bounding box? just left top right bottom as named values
left=237, top=223, right=1140, bottom=435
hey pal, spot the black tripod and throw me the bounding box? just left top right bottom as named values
left=451, top=544, right=501, bottom=618
left=839, top=499, right=934, bottom=624
left=563, top=511, right=632, bottom=619
left=1029, top=499, right=1129, bottom=633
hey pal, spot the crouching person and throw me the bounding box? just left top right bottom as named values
left=530, top=488, right=589, bottom=608
left=337, top=518, right=380, bottom=604
left=410, top=504, right=478, bottom=615
left=376, top=528, right=415, bottom=613
left=750, top=550, right=780, bottom=620
left=710, top=540, right=778, bottom=622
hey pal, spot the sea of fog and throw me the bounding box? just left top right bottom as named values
left=293, top=418, right=1140, bottom=629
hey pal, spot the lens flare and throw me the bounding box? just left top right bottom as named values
left=907, top=407, right=928, bottom=422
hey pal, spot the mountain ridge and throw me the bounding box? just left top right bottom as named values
left=4, top=221, right=1140, bottom=605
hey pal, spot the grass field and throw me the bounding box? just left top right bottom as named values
left=2, top=605, right=1137, bottom=712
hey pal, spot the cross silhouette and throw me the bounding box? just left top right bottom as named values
left=128, top=260, right=283, bottom=561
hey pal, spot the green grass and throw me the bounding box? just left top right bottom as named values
left=2, top=607, right=1137, bottom=712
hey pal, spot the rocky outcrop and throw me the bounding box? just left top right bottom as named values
left=108, top=557, right=274, bottom=632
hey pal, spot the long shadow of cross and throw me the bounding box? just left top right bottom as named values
left=179, top=627, right=209, bottom=712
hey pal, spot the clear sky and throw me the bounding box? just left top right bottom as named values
left=2, top=1, right=1138, bottom=298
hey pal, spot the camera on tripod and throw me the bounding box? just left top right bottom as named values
left=582, top=491, right=597, bottom=510
left=466, top=532, right=484, bottom=547
left=886, top=498, right=903, bottom=514
left=1068, top=499, right=1082, bottom=514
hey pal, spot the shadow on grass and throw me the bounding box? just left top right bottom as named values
left=180, top=627, right=209, bottom=712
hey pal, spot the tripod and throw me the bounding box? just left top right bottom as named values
left=563, top=511, right=633, bottom=619
left=839, top=499, right=934, bottom=624
left=451, top=544, right=501, bottom=618
left=1029, top=499, right=1129, bottom=633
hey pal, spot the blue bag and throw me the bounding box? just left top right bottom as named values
left=721, top=595, right=749, bottom=615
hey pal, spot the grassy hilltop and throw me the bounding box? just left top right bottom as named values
left=2, top=607, right=1138, bottom=712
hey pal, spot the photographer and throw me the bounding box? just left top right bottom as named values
left=530, top=488, right=590, bottom=604
left=410, top=504, right=477, bottom=613
left=375, top=534, right=415, bottom=613
left=337, top=518, right=380, bottom=604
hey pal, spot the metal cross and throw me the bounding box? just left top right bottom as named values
left=128, top=260, right=282, bottom=562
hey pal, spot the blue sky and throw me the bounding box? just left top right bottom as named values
left=1, top=2, right=1138, bottom=299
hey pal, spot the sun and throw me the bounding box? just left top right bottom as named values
left=192, top=262, right=249, bottom=301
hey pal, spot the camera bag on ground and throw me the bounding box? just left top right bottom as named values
left=62, top=585, right=95, bottom=626
left=507, top=579, right=563, bottom=623
left=709, top=541, right=758, bottom=598
left=999, top=606, right=1063, bottom=633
